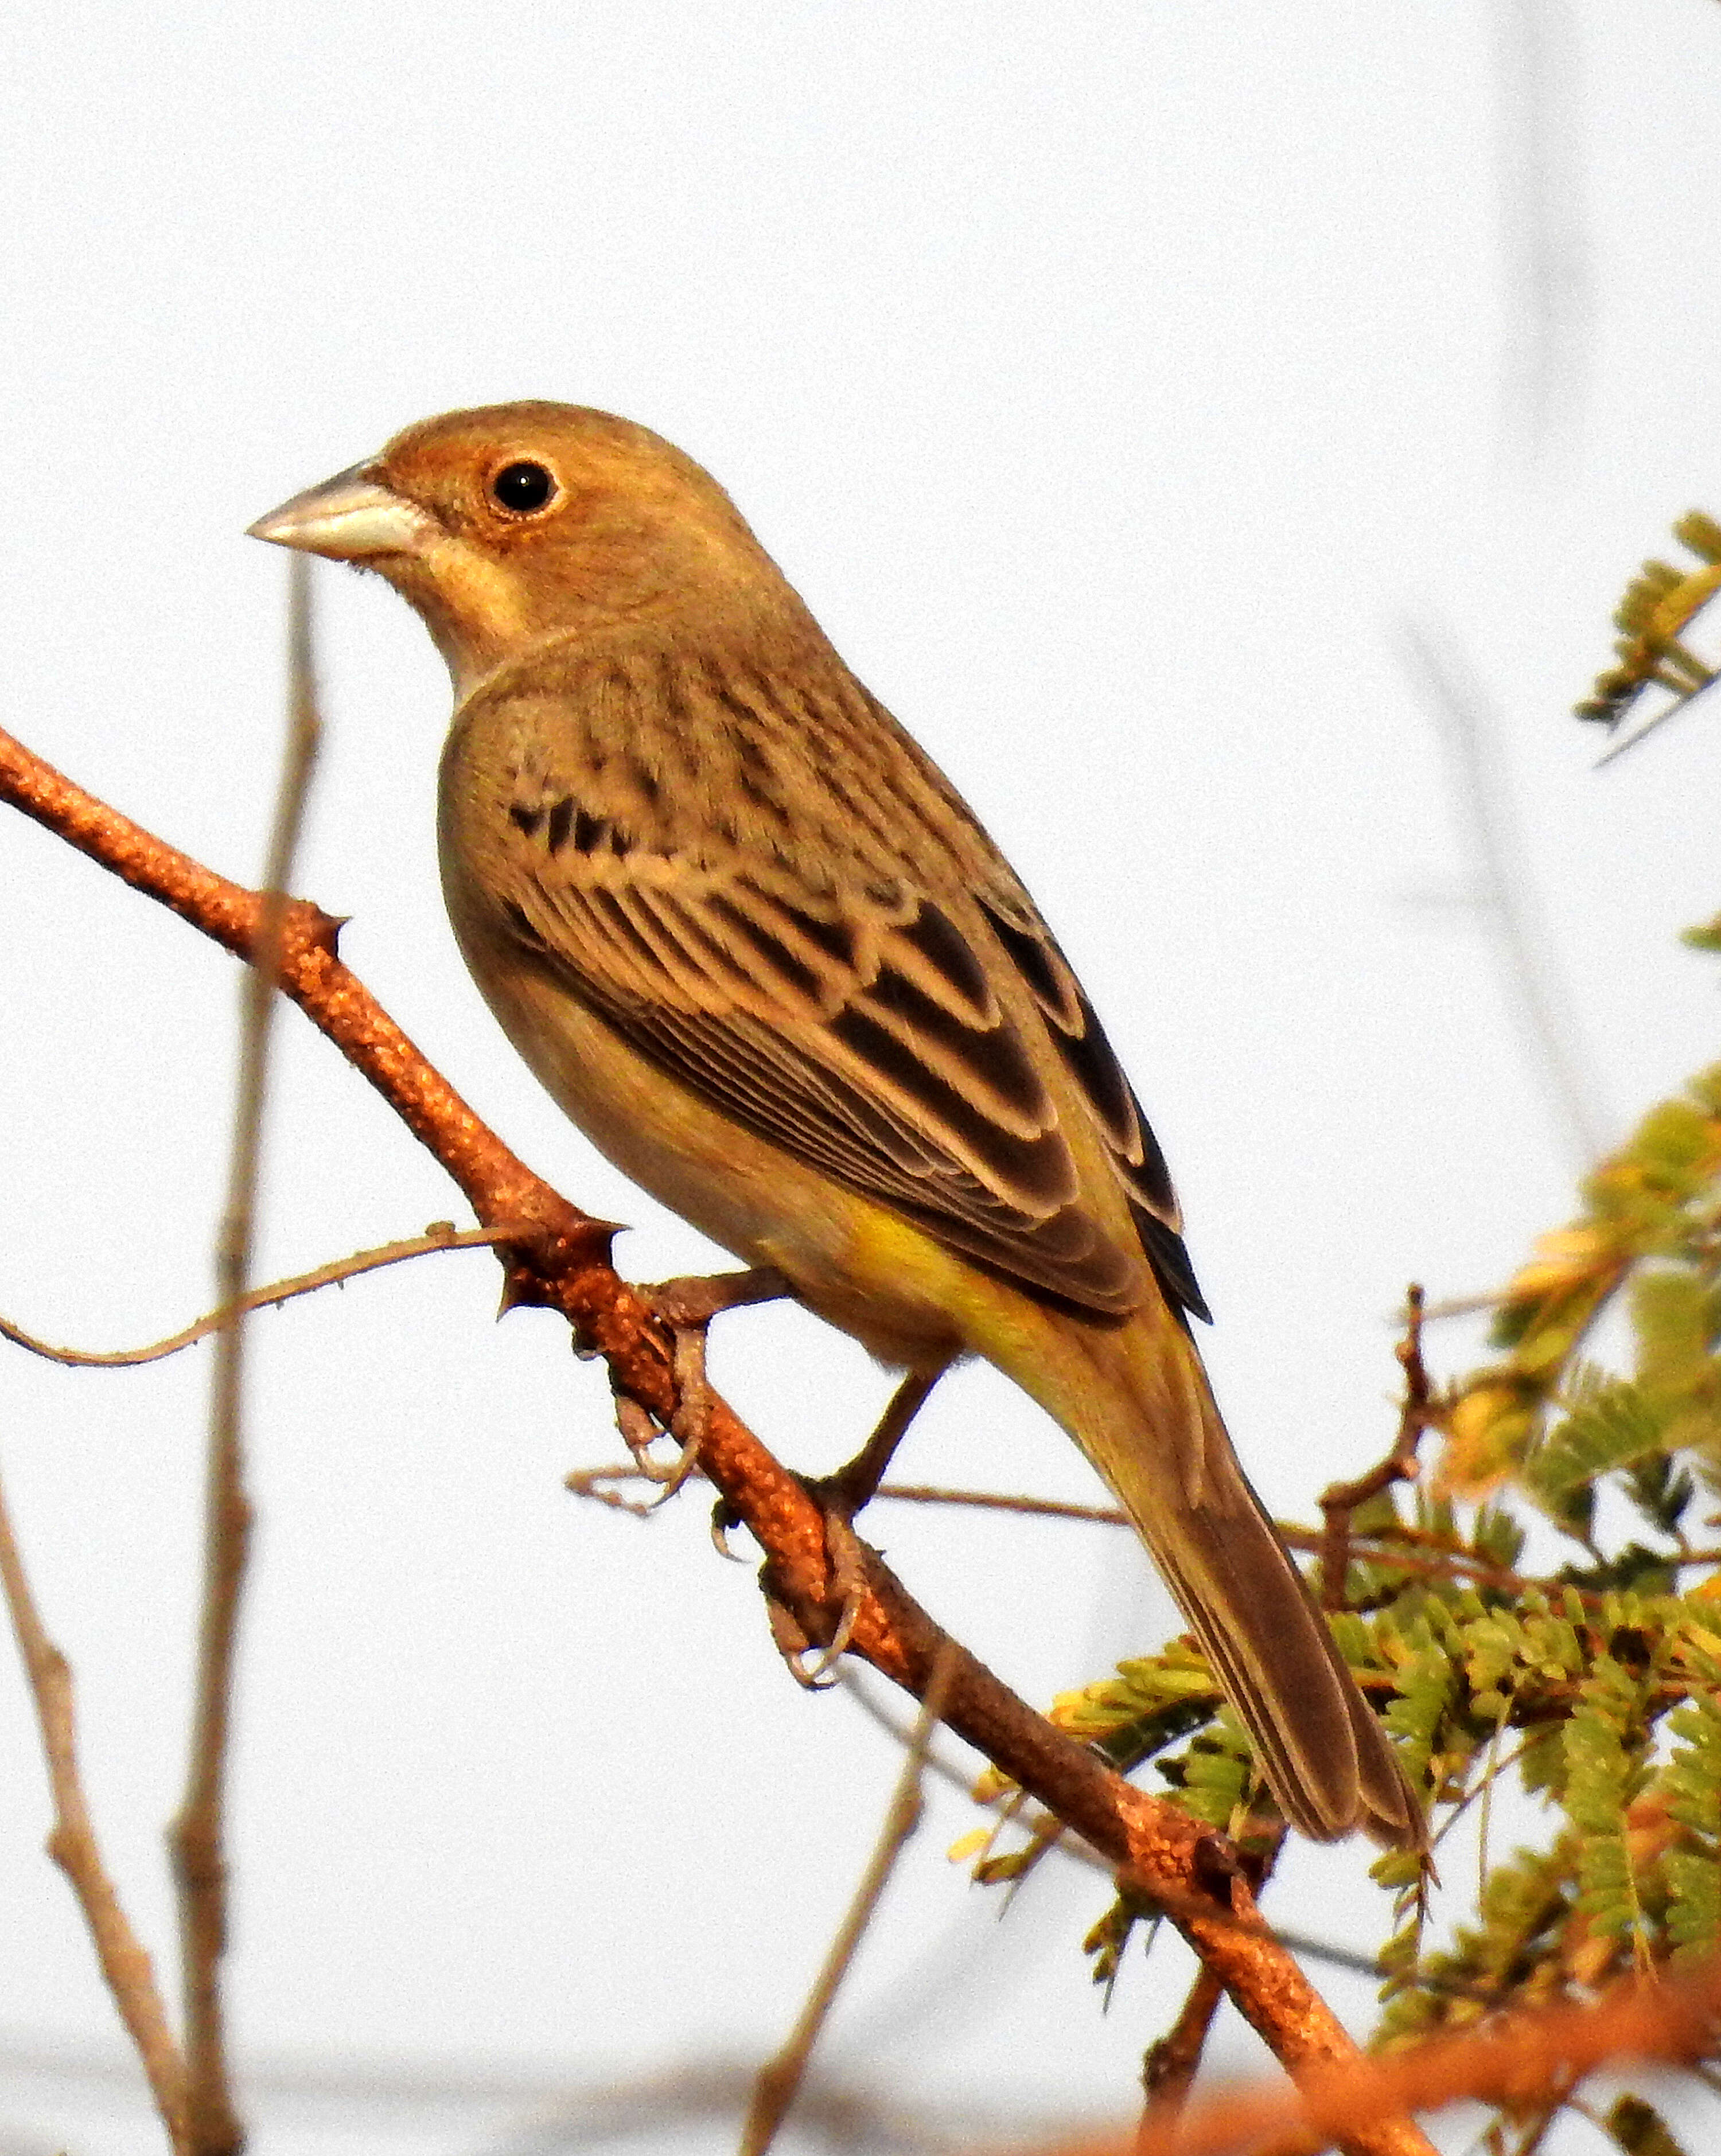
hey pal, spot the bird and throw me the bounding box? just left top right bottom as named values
left=250, top=401, right=1420, bottom=1847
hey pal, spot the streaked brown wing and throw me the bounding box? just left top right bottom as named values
left=495, top=835, right=1151, bottom=1315
left=971, top=892, right=1209, bottom=1321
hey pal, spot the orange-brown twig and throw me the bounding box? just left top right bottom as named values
left=0, top=718, right=1433, bottom=2156
left=1032, top=1959, right=1721, bottom=2156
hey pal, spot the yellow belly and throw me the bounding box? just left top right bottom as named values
left=460, top=929, right=972, bottom=1373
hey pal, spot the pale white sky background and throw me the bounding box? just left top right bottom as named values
left=2, top=5, right=1720, bottom=2153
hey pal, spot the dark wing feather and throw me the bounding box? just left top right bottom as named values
left=497, top=826, right=1147, bottom=1315
left=974, top=894, right=1209, bottom=1321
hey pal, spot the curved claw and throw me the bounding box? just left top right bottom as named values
left=710, top=1496, right=747, bottom=1561
left=792, top=1591, right=864, bottom=1687
left=644, top=1426, right=703, bottom=1510
left=784, top=1504, right=870, bottom=1685
left=614, top=1394, right=683, bottom=1485
left=762, top=1586, right=846, bottom=1689
left=788, top=1651, right=846, bottom=1691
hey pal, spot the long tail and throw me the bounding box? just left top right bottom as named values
left=1027, top=1301, right=1422, bottom=1849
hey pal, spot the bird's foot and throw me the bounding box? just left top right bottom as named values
left=613, top=1359, right=707, bottom=1507
left=791, top=1513, right=871, bottom=1687
left=611, top=1267, right=792, bottom=1507
left=645, top=1265, right=791, bottom=1332
left=760, top=1516, right=869, bottom=1691
left=613, top=1393, right=694, bottom=1507
left=773, top=1366, right=947, bottom=1684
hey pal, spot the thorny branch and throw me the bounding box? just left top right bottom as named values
left=0, top=1226, right=525, bottom=1369
left=0, top=717, right=1436, bottom=2153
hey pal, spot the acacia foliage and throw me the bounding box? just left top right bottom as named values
left=987, top=987, right=1721, bottom=2150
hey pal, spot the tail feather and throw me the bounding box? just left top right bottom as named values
left=1062, top=1313, right=1423, bottom=1850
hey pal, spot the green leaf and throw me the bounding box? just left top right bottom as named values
left=1623, top=1451, right=1696, bottom=1539
left=1525, top=1373, right=1671, bottom=1516
left=1173, top=1717, right=1255, bottom=1831
left=1662, top=1848, right=1720, bottom=1960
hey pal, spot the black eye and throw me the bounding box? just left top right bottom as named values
left=490, top=461, right=556, bottom=514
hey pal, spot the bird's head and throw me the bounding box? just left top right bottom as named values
left=250, top=401, right=784, bottom=696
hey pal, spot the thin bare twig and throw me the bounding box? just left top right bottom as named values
left=1281, top=1529, right=1532, bottom=1598
left=1592, top=670, right=1721, bottom=768
left=0, top=2029, right=1025, bottom=2151
left=877, top=1484, right=1125, bottom=1526
left=170, top=555, right=322, bottom=2156
left=741, top=1647, right=958, bottom=2156
left=572, top=1461, right=1560, bottom=1598
left=1319, top=1288, right=1435, bottom=1611
left=1140, top=1966, right=1226, bottom=2126
left=564, top=1463, right=1127, bottom=1528
left=1399, top=621, right=1610, bottom=1167
left=0, top=1456, right=188, bottom=2146
left=0, top=1224, right=528, bottom=1369
left=1492, top=0, right=1590, bottom=469
left=836, top=1663, right=1058, bottom=1823
left=880, top=1484, right=1556, bottom=1600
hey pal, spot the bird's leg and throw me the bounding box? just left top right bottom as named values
left=618, top=1266, right=792, bottom=1502
left=816, top=1366, right=945, bottom=1523
left=789, top=1364, right=948, bottom=1683
left=647, top=1265, right=793, bottom=1334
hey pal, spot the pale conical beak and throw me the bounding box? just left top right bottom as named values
left=247, top=462, right=433, bottom=560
